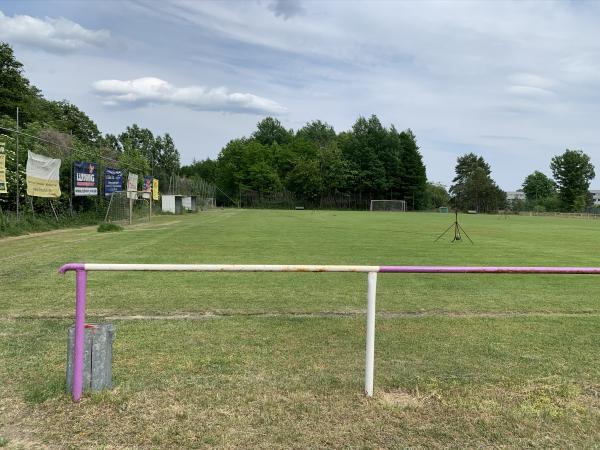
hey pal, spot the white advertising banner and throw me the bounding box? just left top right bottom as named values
left=127, top=173, right=138, bottom=199
left=26, top=151, right=61, bottom=198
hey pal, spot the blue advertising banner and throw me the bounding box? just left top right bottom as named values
left=104, top=168, right=123, bottom=196
left=74, top=161, right=98, bottom=196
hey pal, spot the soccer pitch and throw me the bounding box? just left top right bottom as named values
left=2, top=209, right=600, bottom=447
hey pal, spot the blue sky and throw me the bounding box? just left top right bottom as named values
left=2, top=0, right=600, bottom=190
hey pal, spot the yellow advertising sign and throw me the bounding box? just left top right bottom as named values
left=0, top=150, right=7, bottom=194
left=26, top=151, right=62, bottom=198
left=152, top=179, right=159, bottom=201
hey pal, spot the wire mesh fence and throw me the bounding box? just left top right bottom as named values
left=240, top=189, right=409, bottom=210
left=104, top=191, right=151, bottom=224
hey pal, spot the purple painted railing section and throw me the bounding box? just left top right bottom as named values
left=58, top=263, right=85, bottom=274
left=379, top=266, right=600, bottom=274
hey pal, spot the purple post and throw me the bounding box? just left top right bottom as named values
left=72, top=268, right=87, bottom=402
left=59, top=263, right=86, bottom=402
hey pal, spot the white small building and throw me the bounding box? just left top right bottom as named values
left=182, top=195, right=198, bottom=212
left=162, top=195, right=183, bottom=214
left=506, top=191, right=526, bottom=202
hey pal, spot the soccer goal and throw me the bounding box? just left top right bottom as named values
left=370, top=200, right=407, bottom=212
left=104, top=191, right=151, bottom=224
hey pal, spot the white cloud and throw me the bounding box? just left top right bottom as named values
left=92, top=77, right=287, bottom=115
left=506, top=85, right=555, bottom=98
left=509, top=73, right=555, bottom=90
left=0, top=10, right=110, bottom=52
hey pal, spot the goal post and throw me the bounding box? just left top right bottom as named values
left=370, top=200, right=407, bottom=212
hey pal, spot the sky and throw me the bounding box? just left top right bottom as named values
left=2, top=0, right=600, bottom=190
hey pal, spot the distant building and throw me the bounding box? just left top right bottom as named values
left=506, top=191, right=526, bottom=202
left=589, top=190, right=600, bottom=206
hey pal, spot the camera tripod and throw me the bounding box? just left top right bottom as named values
left=434, top=210, right=473, bottom=243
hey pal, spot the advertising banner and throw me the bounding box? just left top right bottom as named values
left=143, top=176, right=152, bottom=192
left=127, top=173, right=138, bottom=199
left=26, top=151, right=61, bottom=198
left=0, top=142, right=6, bottom=194
left=104, top=168, right=123, bottom=196
left=142, top=176, right=153, bottom=199
left=152, top=178, right=159, bottom=201
left=73, top=161, right=98, bottom=196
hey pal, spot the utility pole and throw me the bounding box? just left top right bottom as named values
left=16, top=107, right=20, bottom=220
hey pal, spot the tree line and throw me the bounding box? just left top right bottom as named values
left=446, top=150, right=595, bottom=213
left=518, top=150, right=595, bottom=212
left=181, top=116, right=443, bottom=209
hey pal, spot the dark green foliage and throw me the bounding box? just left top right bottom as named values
left=97, top=223, right=124, bottom=232
left=253, top=117, right=293, bottom=146
left=398, top=129, right=427, bottom=209
left=425, top=182, right=450, bottom=209
left=0, top=42, right=45, bottom=124
left=522, top=171, right=556, bottom=201
left=450, top=153, right=505, bottom=212
left=44, top=100, right=102, bottom=145
left=550, top=149, right=595, bottom=212
left=190, top=115, right=429, bottom=209
left=180, top=158, right=218, bottom=183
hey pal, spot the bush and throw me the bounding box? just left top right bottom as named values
left=97, top=223, right=124, bottom=233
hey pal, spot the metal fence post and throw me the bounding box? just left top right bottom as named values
left=365, top=271, right=377, bottom=397
left=72, top=268, right=87, bottom=402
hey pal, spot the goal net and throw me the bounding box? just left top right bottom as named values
left=104, top=191, right=151, bottom=224
left=370, top=200, right=407, bottom=212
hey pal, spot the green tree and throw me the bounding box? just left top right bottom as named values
left=216, top=138, right=281, bottom=196
left=451, top=153, right=491, bottom=186
left=118, top=125, right=155, bottom=169
left=341, top=115, right=389, bottom=195
left=296, top=120, right=336, bottom=147
left=424, top=182, right=450, bottom=209
left=156, top=133, right=181, bottom=177
left=0, top=42, right=45, bottom=124
left=550, top=149, right=595, bottom=211
left=398, top=129, right=427, bottom=209
left=285, top=157, right=322, bottom=200
left=450, top=153, right=504, bottom=212
left=180, top=158, right=218, bottom=183
left=46, top=101, right=101, bottom=145
left=253, top=117, right=293, bottom=146
left=318, top=143, right=354, bottom=193
left=522, top=171, right=556, bottom=201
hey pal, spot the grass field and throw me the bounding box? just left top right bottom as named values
left=2, top=209, right=600, bottom=448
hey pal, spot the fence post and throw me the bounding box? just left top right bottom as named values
left=72, top=268, right=87, bottom=402
left=365, top=271, right=377, bottom=397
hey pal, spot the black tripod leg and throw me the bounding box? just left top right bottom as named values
left=457, top=223, right=474, bottom=244
left=434, top=222, right=456, bottom=242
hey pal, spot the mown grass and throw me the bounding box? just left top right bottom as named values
left=2, top=209, right=600, bottom=448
